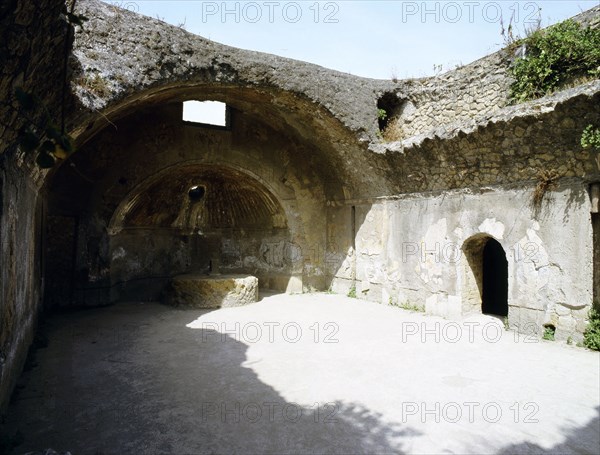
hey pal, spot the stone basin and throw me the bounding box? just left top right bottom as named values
left=165, top=273, right=259, bottom=308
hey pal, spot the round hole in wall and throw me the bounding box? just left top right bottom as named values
left=188, top=185, right=206, bottom=201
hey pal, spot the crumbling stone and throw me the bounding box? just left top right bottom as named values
left=165, top=274, right=259, bottom=308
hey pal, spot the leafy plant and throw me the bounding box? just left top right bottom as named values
left=581, top=124, right=600, bottom=150
left=500, top=10, right=519, bottom=47
left=542, top=325, right=555, bottom=341
left=510, top=19, right=600, bottom=103
left=398, top=301, right=425, bottom=313
left=347, top=286, right=356, bottom=299
left=583, top=308, right=600, bottom=351
left=377, top=108, right=403, bottom=143
left=500, top=7, right=542, bottom=47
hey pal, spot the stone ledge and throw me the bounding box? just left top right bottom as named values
left=164, top=273, right=259, bottom=309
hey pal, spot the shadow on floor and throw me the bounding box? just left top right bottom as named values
left=2, top=302, right=417, bottom=454
left=3, top=301, right=599, bottom=455
left=495, top=406, right=600, bottom=455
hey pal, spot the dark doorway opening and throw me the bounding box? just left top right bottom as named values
left=482, top=239, right=508, bottom=316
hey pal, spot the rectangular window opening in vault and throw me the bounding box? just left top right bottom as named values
left=182, top=100, right=229, bottom=128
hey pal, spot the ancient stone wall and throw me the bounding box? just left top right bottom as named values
left=0, top=161, right=44, bottom=413
left=379, top=6, right=600, bottom=145
left=0, top=0, right=68, bottom=413
left=1, top=0, right=599, bottom=417
left=332, top=80, right=600, bottom=340
left=380, top=83, right=600, bottom=194
left=333, top=182, right=593, bottom=342
left=381, top=51, right=511, bottom=142
left=594, top=213, right=600, bottom=306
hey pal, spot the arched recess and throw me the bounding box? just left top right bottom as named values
left=107, top=163, right=302, bottom=301
left=44, top=95, right=356, bottom=307
left=109, top=163, right=291, bottom=234
left=462, top=234, right=509, bottom=317
left=39, top=0, right=393, bottom=309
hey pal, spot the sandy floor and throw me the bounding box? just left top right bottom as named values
left=3, top=293, right=599, bottom=454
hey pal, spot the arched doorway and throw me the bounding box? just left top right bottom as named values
left=462, top=235, right=509, bottom=317
left=481, top=239, right=508, bottom=316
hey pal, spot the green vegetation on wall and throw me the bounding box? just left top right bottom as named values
left=510, top=19, right=600, bottom=103
left=581, top=124, right=600, bottom=150
left=584, top=308, right=600, bottom=351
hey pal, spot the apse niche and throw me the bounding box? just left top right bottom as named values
left=108, top=164, right=300, bottom=301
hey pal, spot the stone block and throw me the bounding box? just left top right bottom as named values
left=425, top=294, right=461, bottom=319
left=511, top=307, right=543, bottom=336
left=165, top=274, right=258, bottom=308
left=330, top=277, right=354, bottom=296
left=556, top=316, right=577, bottom=341
left=554, top=304, right=572, bottom=317
left=286, top=276, right=303, bottom=293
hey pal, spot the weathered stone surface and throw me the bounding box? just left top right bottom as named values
left=0, top=0, right=67, bottom=415
left=1, top=0, right=599, bottom=420
left=65, top=2, right=600, bottom=197
left=165, top=274, right=259, bottom=308
left=344, top=183, right=595, bottom=334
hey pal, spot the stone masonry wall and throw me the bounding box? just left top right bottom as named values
left=1, top=0, right=599, bottom=417
left=379, top=6, right=600, bottom=146
left=381, top=84, right=600, bottom=194
left=0, top=0, right=68, bottom=413
left=334, top=81, right=600, bottom=341
left=384, top=51, right=511, bottom=142
left=333, top=181, right=593, bottom=343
